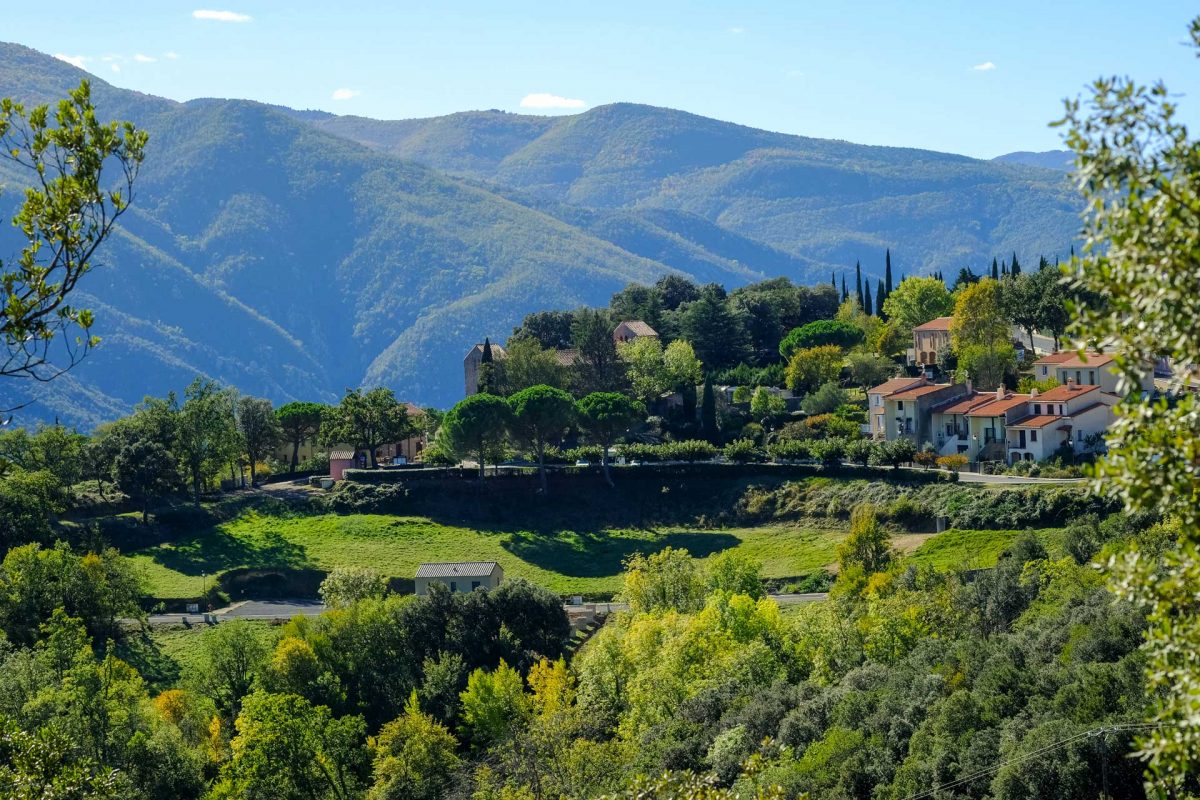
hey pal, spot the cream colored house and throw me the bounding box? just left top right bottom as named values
left=464, top=341, right=508, bottom=397
left=867, top=377, right=967, bottom=443
left=867, top=377, right=926, bottom=439
left=613, top=320, right=659, bottom=344
left=415, top=562, right=504, bottom=595
left=960, top=382, right=1119, bottom=463
left=1031, top=351, right=1154, bottom=395
left=912, top=316, right=953, bottom=367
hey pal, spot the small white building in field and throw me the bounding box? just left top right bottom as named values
left=415, top=562, right=504, bottom=595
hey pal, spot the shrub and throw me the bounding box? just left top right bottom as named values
left=843, top=438, right=878, bottom=467
left=801, top=382, right=850, bottom=416
left=809, top=437, right=846, bottom=467
left=616, top=443, right=661, bottom=463
left=913, top=448, right=938, bottom=469
left=723, top=439, right=765, bottom=463
left=732, top=386, right=753, bottom=404
left=297, top=451, right=330, bottom=473
left=779, top=320, right=864, bottom=358
left=563, top=446, right=603, bottom=463
left=875, top=438, right=917, bottom=469
left=936, top=454, right=968, bottom=473
left=661, top=440, right=718, bottom=462
left=768, top=440, right=812, bottom=462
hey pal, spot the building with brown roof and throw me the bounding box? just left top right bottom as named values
left=613, top=320, right=659, bottom=344
left=867, top=376, right=968, bottom=444
left=912, top=316, right=954, bottom=368
left=1031, top=350, right=1153, bottom=394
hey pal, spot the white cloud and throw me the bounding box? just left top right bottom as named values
left=728, top=26, right=745, bottom=34
left=134, top=53, right=156, bottom=62
left=331, top=88, right=361, bottom=101
left=165, top=51, right=180, bottom=59
left=111, top=63, right=121, bottom=73
left=519, top=92, right=586, bottom=110
left=787, top=69, right=805, bottom=78
left=54, top=53, right=87, bottom=69
left=192, top=9, right=252, bottom=22
left=972, top=61, right=996, bottom=71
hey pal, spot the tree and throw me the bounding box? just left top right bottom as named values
left=1058, top=19, right=1200, bottom=788
left=854, top=261, right=863, bottom=308
left=500, top=337, right=569, bottom=395
left=836, top=505, right=893, bottom=575
left=191, top=620, right=269, bottom=721
left=706, top=551, right=764, bottom=599
left=0, top=81, right=147, bottom=386
left=576, top=392, right=645, bottom=487
left=876, top=437, right=917, bottom=470
left=785, top=344, right=843, bottom=394
left=750, top=386, right=786, bottom=422
left=477, top=337, right=498, bottom=395
left=621, top=547, right=706, bottom=614
left=511, top=310, right=575, bottom=349
left=663, top=339, right=703, bottom=391
left=881, top=276, right=954, bottom=336
left=459, top=660, right=532, bottom=747
left=276, top=401, right=325, bottom=472
left=213, top=692, right=367, bottom=800
left=176, top=378, right=239, bottom=504
left=654, top=274, right=700, bottom=311
left=369, top=692, right=460, bottom=800
left=319, top=567, right=389, bottom=609
left=679, top=286, right=752, bottom=371
left=508, top=385, right=575, bottom=495
left=884, top=249, right=894, bottom=300
left=442, top=393, right=512, bottom=480
left=800, top=382, right=849, bottom=416
left=701, top=377, right=718, bottom=441
left=619, top=336, right=669, bottom=403
left=572, top=308, right=626, bottom=394
left=779, top=320, right=864, bottom=359
left=1001, top=271, right=1044, bottom=350
left=236, top=396, right=281, bottom=485
left=610, top=284, right=664, bottom=332
left=322, top=387, right=414, bottom=468
left=113, top=437, right=177, bottom=525
left=846, top=351, right=896, bottom=388
left=951, top=279, right=1014, bottom=390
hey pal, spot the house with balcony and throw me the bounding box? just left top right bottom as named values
left=867, top=377, right=968, bottom=444
left=1031, top=350, right=1154, bottom=395
left=912, top=317, right=953, bottom=369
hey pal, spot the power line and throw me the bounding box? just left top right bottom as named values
left=901, top=722, right=1166, bottom=800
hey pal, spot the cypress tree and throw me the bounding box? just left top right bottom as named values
left=876, top=278, right=886, bottom=319
left=885, top=249, right=894, bottom=295
left=831, top=271, right=837, bottom=293
left=478, top=337, right=497, bottom=394
left=991, top=257, right=999, bottom=280
left=1001, top=259, right=1009, bottom=277
left=1011, top=252, right=1021, bottom=276
left=863, top=282, right=873, bottom=317
left=700, top=377, right=718, bottom=442
left=841, top=275, right=848, bottom=302
left=855, top=261, right=863, bottom=307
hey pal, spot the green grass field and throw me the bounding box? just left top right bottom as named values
left=117, top=621, right=281, bottom=692
left=905, top=527, right=1062, bottom=571
left=127, top=511, right=846, bottom=598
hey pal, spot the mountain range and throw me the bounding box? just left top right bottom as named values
left=0, top=42, right=1081, bottom=426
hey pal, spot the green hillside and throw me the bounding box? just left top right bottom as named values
left=0, top=42, right=1079, bottom=424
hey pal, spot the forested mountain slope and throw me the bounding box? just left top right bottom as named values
left=0, top=42, right=1079, bottom=424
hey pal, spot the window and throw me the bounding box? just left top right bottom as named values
left=471, top=581, right=481, bottom=590
left=1076, top=370, right=1083, bottom=384
left=450, top=581, right=458, bottom=592
left=897, top=400, right=905, bottom=411
left=1088, top=370, right=1095, bottom=384
left=1040, top=366, right=1048, bottom=376
left=1033, top=403, right=1041, bottom=414
left=1030, top=430, right=1038, bottom=442
left=873, top=394, right=881, bottom=407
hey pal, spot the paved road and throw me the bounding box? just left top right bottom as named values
left=145, top=593, right=828, bottom=626
left=956, top=471, right=1082, bottom=485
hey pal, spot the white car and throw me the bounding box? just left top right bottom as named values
left=574, top=459, right=591, bottom=467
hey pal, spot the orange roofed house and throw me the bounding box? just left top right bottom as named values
left=912, top=316, right=954, bottom=369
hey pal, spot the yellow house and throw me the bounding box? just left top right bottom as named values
left=912, top=316, right=953, bottom=367
left=415, top=562, right=504, bottom=595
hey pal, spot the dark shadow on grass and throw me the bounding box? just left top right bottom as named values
left=114, top=631, right=182, bottom=693
left=146, top=528, right=313, bottom=578
left=502, top=529, right=740, bottom=578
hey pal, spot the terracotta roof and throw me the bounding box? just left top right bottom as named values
left=933, top=393, right=994, bottom=415
left=403, top=402, right=424, bottom=417
left=553, top=348, right=583, bottom=366
left=1032, top=351, right=1078, bottom=365
left=890, top=384, right=957, bottom=400
left=1033, top=351, right=1113, bottom=369
left=1009, top=414, right=1064, bottom=429
left=868, top=377, right=925, bottom=396
left=617, top=320, right=658, bottom=337
left=966, top=393, right=1032, bottom=417
left=913, top=316, right=954, bottom=332
left=415, top=562, right=500, bottom=579
left=1035, top=384, right=1099, bottom=402
left=329, top=450, right=356, bottom=460
left=1065, top=401, right=1108, bottom=418
left=465, top=342, right=508, bottom=360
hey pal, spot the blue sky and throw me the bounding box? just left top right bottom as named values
left=7, top=1, right=1198, bottom=158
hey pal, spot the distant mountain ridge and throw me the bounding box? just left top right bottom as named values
left=992, top=150, right=1074, bottom=171
left=0, top=42, right=1080, bottom=426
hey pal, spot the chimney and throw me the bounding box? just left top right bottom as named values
left=966, top=379, right=973, bottom=394
left=1030, top=388, right=1039, bottom=397
left=1066, top=376, right=1076, bottom=390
